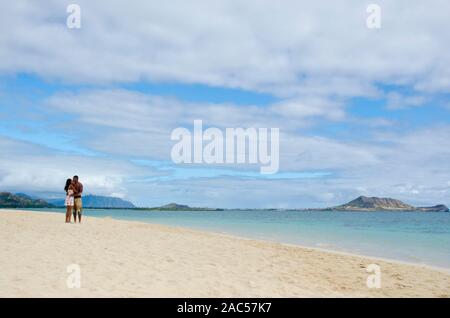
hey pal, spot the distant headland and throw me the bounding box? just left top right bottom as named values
left=304, top=196, right=449, bottom=212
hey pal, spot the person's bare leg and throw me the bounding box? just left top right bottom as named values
left=66, top=206, right=72, bottom=223
left=73, top=201, right=78, bottom=223
left=78, top=212, right=82, bottom=223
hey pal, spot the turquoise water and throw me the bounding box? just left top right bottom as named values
left=21, top=208, right=450, bottom=269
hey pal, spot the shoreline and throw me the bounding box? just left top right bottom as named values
left=191, top=229, right=450, bottom=275
left=21, top=208, right=450, bottom=273
left=1, top=209, right=450, bottom=297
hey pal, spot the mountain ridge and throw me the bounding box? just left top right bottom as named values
left=47, top=194, right=135, bottom=208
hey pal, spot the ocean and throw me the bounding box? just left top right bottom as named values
left=24, top=208, right=450, bottom=269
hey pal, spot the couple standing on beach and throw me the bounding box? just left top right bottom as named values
left=64, top=175, right=83, bottom=223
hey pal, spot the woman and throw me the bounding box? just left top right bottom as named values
left=64, top=178, right=75, bottom=223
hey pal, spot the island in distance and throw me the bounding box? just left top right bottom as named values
left=303, top=196, right=449, bottom=212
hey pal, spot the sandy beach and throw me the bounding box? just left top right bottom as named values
left=1, top=210, right=449, bottom=298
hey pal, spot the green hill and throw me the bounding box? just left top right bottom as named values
left=0, top=192, right=53, bottom=208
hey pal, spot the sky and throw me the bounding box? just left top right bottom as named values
left=1, top=0, right=450, bottom=208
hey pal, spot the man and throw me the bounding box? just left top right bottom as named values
left=72, top=175, right=83, bottom=223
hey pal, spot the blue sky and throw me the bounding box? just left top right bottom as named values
left=1, top=1, right=450, bottom=208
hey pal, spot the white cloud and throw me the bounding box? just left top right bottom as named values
left=1, top=0, right=450, bottom=97
left=271, top=97, right=345, bottom=121
left=386, top=92, right=428, bottom=109
left=44, top=89, right=350, bottom=161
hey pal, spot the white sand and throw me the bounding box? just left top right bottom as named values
left=1, top=210, right=449, bottom=297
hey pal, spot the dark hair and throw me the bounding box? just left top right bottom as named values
left=73, top=175, right=79, bottom=180
left=64, top=178, right=72, bottom=192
